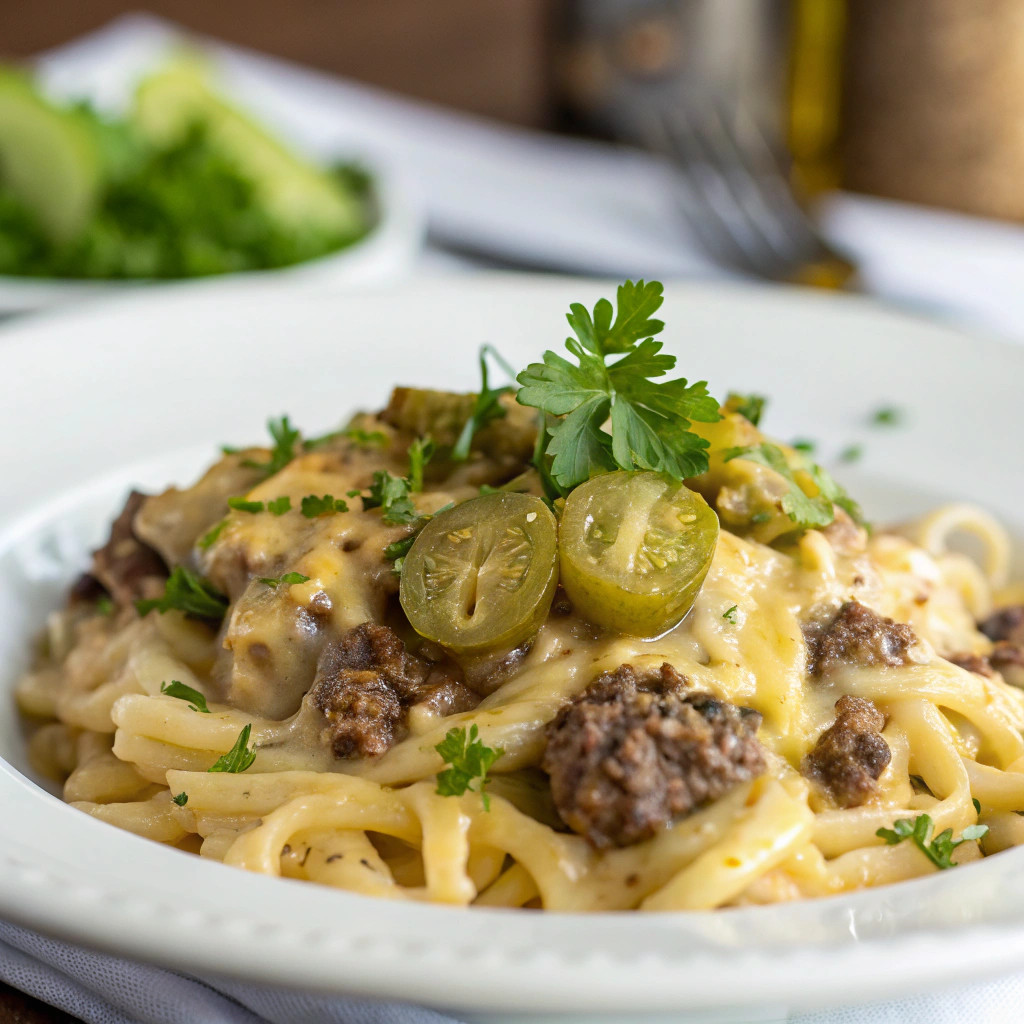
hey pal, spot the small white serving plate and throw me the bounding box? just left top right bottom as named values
left=2, top=277, right=1024, bottom=1022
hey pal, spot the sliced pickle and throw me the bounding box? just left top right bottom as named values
left=400, top=493, right=558, bottom=655
left=559, top=471, right=719, bottom=637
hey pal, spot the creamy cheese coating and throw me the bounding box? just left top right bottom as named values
left=15, top=410, right=1024, bottom=911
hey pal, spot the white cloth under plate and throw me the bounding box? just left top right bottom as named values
left=6, top=14, right=1024, bottom=1024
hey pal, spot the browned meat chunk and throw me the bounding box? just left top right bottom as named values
left=802, top=695, right=891, bottom=808
left=308, top=623, right=478, bottom=758
left=946, top=651, right=994, bottom=677
left=90, top=491, right=168, bottom=607
left=990, top=642, right=1024, bottom=687
left=980, top=606, right=1024, bottom=646
left=804, top=601, right=917, bottom=677
left=542, top=663, right=765, bottom=849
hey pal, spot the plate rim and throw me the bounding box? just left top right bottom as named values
left=3, top=277, right=1024, bottom=1015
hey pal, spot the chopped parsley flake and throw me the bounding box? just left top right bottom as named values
left=840, top=444, right=863, bottom=463
left=242, top=416, right=301, bottom=478
left=172, top=792, right=188, bottom=807
left=360, top=470, right=421, bottom=525
left=160, top=679, right=210, bottom=713
left=876, top=814, right=988, bottom=870
left=517, top=280, right=720, bottom=493
left=227, top=496, right=264, bottom=514
left=267, top=496, right=292, bottom=516
left=135, top=567, right=229, bottom=621
left=792, top=438, right=816, bottom=454
left=300, top=494, right=349, bottom=518
left=407, top=436, right=435, bottom=493
left=208, top=724, right=257, bottom=774
left=751, top=511, right=772, bottom=524
left=973, top=798, right=982, bottom=814
left=872, top=405, right=904, bottom=427
left=96, top=596, right=114, bottom=616
left=726, top=392, right=767, bottom=427
left=197, top=518, right=228, bottom=550
left=344, top=427, right=388, bottom=448
left=722, top=605, right=738, bottom=624
left=259, top=572, right=310, bottom=587
left=435, top=723, right=504, bottom=811
left=453, top=345, right=516, bottom=461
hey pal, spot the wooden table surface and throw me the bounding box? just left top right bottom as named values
left=0, top=982, right=82, bottom=1023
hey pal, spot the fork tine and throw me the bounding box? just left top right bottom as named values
left=667, top=98, right=795, bottom=278
left=631, top=104, right=763, bottom=274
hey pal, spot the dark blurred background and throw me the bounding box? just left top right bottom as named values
left=5, top=0, right=1023, bottom=222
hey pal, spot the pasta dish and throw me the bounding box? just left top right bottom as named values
left=16, top=281, right=1024, bottom=912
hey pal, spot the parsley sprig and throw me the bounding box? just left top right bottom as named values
left=876, top=814, right=988, bottom=870
left=516, top=280, right=721, bottom=493
left=723, top=442, right=865, bottom=530
left=435, top=724, right=504, bottom=811
left=208, top=724, right=257, bottom=774
left=407, top=436, right=435, bottom=492
left=135, top=567, right=229, bottom=621
left=160, top=680, right=210, bottom=713
left=452, top=345, right=516, bottom=461
left=726, top=392, right=767, bottom=427
left=242, top=416, right=301, bottom=478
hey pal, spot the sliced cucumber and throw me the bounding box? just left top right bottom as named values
left=133, top=58, right=364, bottom=237
left=0, top=71, right=101, bottom=243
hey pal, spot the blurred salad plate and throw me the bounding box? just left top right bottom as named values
left=0, top=57, right=423, bottom=312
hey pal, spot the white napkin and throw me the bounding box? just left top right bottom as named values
left=7, top=14, right=1024, bottom=1024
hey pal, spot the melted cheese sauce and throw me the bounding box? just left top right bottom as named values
left=16, top=424, right=1024, bottom=911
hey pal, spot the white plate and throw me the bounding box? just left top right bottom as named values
left=3, top=277, right=1024, bottom=1023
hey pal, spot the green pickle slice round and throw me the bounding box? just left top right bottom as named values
left=400, top=492, right=559, bottom=655
left=559, top=471, right=719, bottom=637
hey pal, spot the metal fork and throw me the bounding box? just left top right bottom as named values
left=619, top=92, right=857, bottom=287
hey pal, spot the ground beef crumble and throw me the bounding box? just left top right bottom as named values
left=542, top=662, right=765, bottom=849
left=803, top=601, right=918, bottom=677
left=802, top=695, right=891, bottom=808
left=89, top=490, right=168, bottom=607
left=945, top=651, right=994, bottom=677
left=308, top=622, right=478, bottom=758
left=979, top=606, right=1024, bottom=645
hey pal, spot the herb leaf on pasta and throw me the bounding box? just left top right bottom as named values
left=208, top=724, right=257, bottom=774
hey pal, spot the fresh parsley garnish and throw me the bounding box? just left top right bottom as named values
left=135, top=567, right=229, bottom=620
left=872, top=405, right=904, bottom=427
left=267, top=496, right=292, bottom=516
left=723, top=443, right=865, bottom=530
left=172, top=792, right=188, bottom=807
left=345, top=427, right=388, bottom=448
left=973, top=798, right=982, bottom=814
left=876, top=814, right=987, bottom=870
left=259, top=572, right=310, bottom=587
left=300, top=494, right=349, bottom=518
left=840, top=444, right=863, bottom=463
left=242, top=416, right=301, bottom=478
left=360, top=470, right=421, bottom=525
left=384, top=534, right=418, bottom=561
left=198, top=518, right=228, bottom=550
left=208, top=724, right=257, bottom=774
left=435, top=724, right=504, bottom=811
left=792, top=439, right=816, bottom=454
left=407, top=436, right=435, bottom=492
left=751, top=511, right=772, bottom=524
left=160, top=679, right=210, bottom=713
left=452, top=345, right=516, bottom=461
left=96, top=595, right=114, bottom=616
left=516, top=280, right=720, bottom=492
left=722, top=605, right=738, bottom=624
left=726, top=392, right=767, bottom=427
left=227, top=496, right=264, bottom=514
